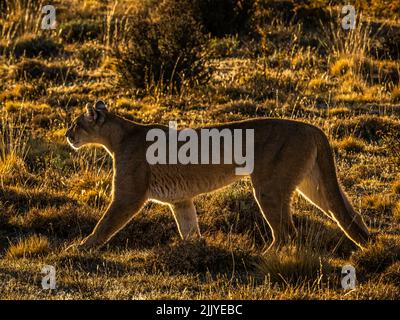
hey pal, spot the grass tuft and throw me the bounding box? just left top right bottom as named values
left=256, top=246, right=332, bottom=285
left=6, top=235, right=50, bottom=259
left=352, top=235, right=400, bottom=274
left=333, top=136, right=365, bottom=153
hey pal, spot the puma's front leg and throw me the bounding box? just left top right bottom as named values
left=76, top=159, right=149, bottom=251
left=78, top=197, right=146, bottom=250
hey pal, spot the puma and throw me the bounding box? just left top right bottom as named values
left=65, top=100, right=370, bottom=251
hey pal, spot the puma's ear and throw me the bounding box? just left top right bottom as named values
left=95, top=100, right=107, bottom=111
left=85, top=103, right=98, bottom=122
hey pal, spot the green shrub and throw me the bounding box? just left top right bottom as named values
left=116, top=2, right=211, bottom=92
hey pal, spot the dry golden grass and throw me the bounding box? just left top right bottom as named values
left=256, top=246, right=332, bottom=285
left=392, top=180, right=400, bottom=194
left=393, top=201, right=400, bottom=221
left=333, top=136, right=366, bottom=153
left=0, top=0, right=399, bottom=300
left=330, top=58, right=354, bottom=77
left=391, top=86, right=400, bottom=102
left=6, top=235, right=50, bottom=259
left=361, top=194, right=392, bottom=213
left=328, top=107, right=351, bottom=117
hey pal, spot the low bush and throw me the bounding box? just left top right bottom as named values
left=116, top=1, right=211, bottom=92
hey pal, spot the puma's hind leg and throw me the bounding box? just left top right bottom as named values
left=170, top=199, right=201, bottom=239
left=250, top=141, right=316, bottom=251
left=252, top=181, right=298, bottom=251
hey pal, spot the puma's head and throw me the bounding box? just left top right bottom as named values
left=65, top=100, right=109, bottom=150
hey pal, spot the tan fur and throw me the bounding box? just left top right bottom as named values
left=65, top=101, right=370, bottom=251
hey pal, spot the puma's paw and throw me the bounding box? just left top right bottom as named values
left=65, top=235, right=99, bottom=253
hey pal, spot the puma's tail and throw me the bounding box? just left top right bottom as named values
left=297, top=129, right=370, bottom=249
